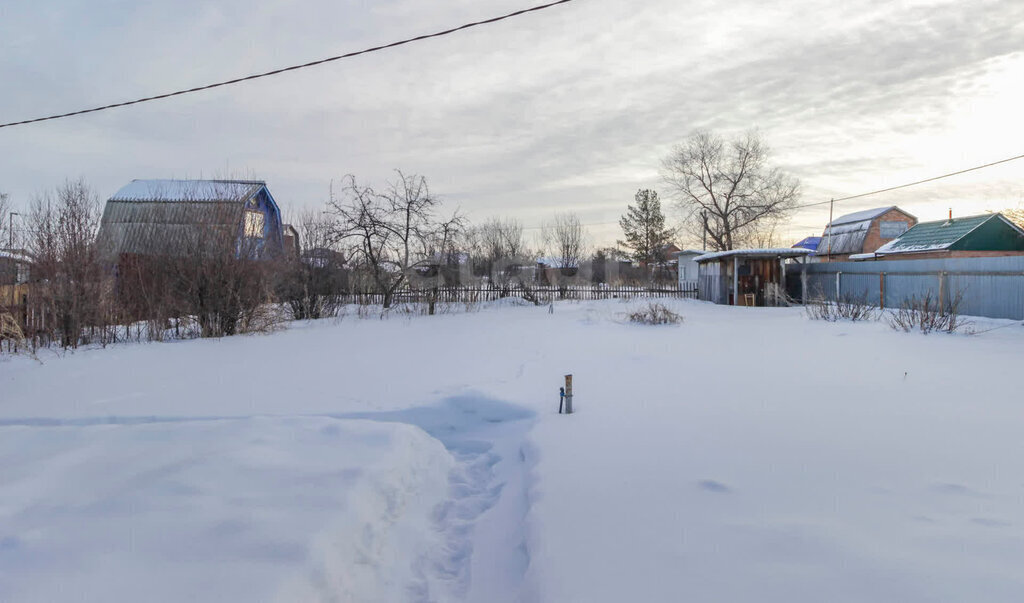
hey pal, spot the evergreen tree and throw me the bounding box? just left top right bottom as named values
left=618, top=189, right=674, bottom=265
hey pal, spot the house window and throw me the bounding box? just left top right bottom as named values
left=244, top=210, right=265, bottom=238
left=880, top=221, right=908, bottom=239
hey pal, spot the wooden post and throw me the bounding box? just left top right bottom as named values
left=732, top=256, right=739, bottom=306
left=835, top=271, right=841, bottom=301
left=801, top=268, right=808, bottom=305
left=564, top=374, right=573, bottom=414
left=879, top=272, right=885, bottom=309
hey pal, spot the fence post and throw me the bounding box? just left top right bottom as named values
left=938, top=271, right=946, bottom=316
left=800, top=268, right=808, bottom=304
left=879, top=272, right=885, bottom=309
left=835, top=271, right=841, bottom=301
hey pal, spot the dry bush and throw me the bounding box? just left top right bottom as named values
left=805, top=290, right=877, bottom=322
left=278, top=208, right=348, bottom=320
left=887, top=291, right=968, bottom=334
left=1, top=311, right=25, bottom=353
left=628, top=302, right=683, bottom=325
left=24, top=178, right=111, bottom=349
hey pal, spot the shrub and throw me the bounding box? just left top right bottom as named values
left=628, top=302, right=683, bottom=325
left=887, top=290, right=968, bottom=334
left=805, top=290, right=876, bottom=322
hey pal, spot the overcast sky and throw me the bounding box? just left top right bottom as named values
left=1, top=0, right=1022, bottom=246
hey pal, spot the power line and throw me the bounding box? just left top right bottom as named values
left=796, top=152, right=1024, bottom=210
left=528, top=151, right=1024, bottom=231
left=0, top=0, right=578, bottom=130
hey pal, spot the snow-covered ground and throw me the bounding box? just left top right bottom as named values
left=2, top=299, right=1024, bottom=602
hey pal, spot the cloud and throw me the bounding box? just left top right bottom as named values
left=1, top=0, right=1022, bottom=246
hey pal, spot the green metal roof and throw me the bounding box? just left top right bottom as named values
left=875, top=213, right=1024, bottom=254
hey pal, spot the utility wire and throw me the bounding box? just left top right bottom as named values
left=796, top=152, right=1024, bottom=210
left=0, top=0, right=578, bottom=130
left=527, top=152, right=1024, bottom=231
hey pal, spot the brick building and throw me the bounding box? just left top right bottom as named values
left=816, top=206, right=917, bottom=261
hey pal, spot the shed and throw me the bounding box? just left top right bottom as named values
left=96, top=179, right=286, bottom=263
left=696, top=248, right=813, bottom=306
left=672, top=250, right=704, bottom=287
left=871, top=212, right=1024, bottom=259
left=816, top=206, right=917, bottom=261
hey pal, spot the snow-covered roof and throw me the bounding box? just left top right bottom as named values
left=816, top=207, right=917, bottom=255
left=830, top=206, right=903, bottom=227
left=672, top=249, right=706, bottom=257
left=536, top=257, right=579, bottom=269
left=694, top=248, right=814, bottom=262
left=109, top=179, right=265, bottom=203
left=0, top=249, right=32, bottom=263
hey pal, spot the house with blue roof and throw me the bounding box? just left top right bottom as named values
left=96, top=179, right=287, bottom=263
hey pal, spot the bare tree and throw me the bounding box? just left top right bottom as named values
left=468, top=217, right=533, bottom=294
left=662, top=130, right=800, bottom=251
left=541, top=212, right=588, bottom=270
left=328, top=170, right=448, bottom=308
left=1003, top=207, right=1024, bottom=229
left=278, top=207, right=348, bottom=320
left=26, top=178, right=107, bottom=348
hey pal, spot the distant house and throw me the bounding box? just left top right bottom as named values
left=656, top=243, right=681, bottom=263
left=816, top=206, right=917, bottom=261
left=866, top=212, right=1024, bottom=260
left=96, top=179, right=286, bottom=264
left=0, top=250, right=31, bottom=286
left=536, top=257, right=579, bottom=285
left=282, top=224, right=301, bottom=259
left=672, top=250, right=704, bottom=287
left=696, top=248, right=814, bottom=306
left=0, top=249, right=32, bottom=310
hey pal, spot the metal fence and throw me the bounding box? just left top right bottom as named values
left=786, top=256, right=1024, bottom=320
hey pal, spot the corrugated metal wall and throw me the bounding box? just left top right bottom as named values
left=792, top=256, right=1024, bottom=319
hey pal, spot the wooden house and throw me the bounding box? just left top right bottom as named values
left=696, top=248, right=814, bottom=306
left=816, top=206, right=917, bottom=261
left=0, top=249, right=32, bottom=310
left=96, top=179, right=286, bottom=265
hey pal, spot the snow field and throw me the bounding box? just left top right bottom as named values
left=2, top=298, right=1024, bottom=601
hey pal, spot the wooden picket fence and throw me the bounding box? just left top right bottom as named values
left=339, top=284, right=698, bottom=306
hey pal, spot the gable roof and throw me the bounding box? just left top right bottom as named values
left=792, top=236, right=822, bottom=251
left=829, top=206, right=899, bottom=227
left=874, top=213, right=1024, bottom=254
